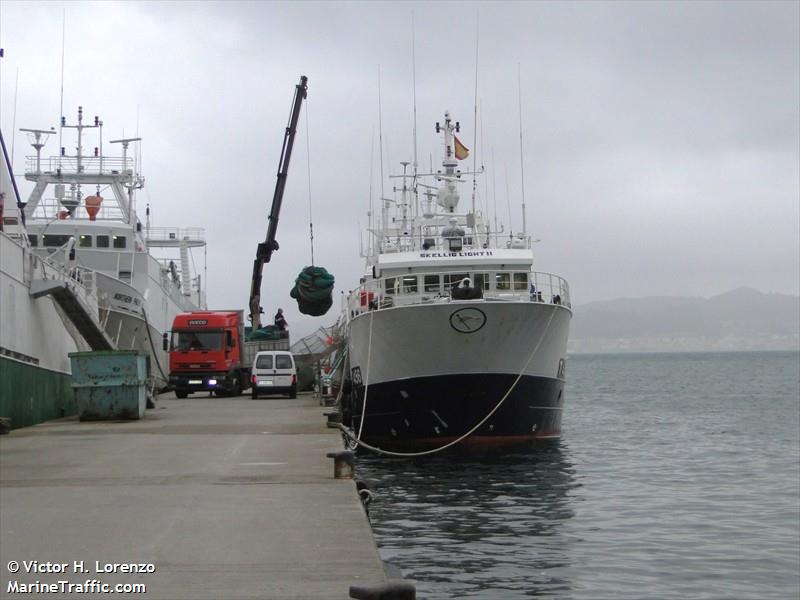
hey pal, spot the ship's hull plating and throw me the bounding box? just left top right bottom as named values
left=343, top=373, right=564, bottom=451
left=344, top=301, right=571, bottom=451
left=0, top=233, right=90, bottom=428
left=95, top=271, right=189, bottom=389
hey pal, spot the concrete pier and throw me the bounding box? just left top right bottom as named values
left=0, top=393, right=386, bottom=599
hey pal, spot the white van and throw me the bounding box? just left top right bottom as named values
left=251, top=351, right=297, bottom=399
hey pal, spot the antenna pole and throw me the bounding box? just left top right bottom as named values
left=368, top=126, right=375, bottom=257
left=411, top=10, right=419, bottom=222
left=471, top=10, right=479, bottom=217
left=377, top=65, right=385, bottom=233
left=492, top=147, right=498, bottom=233
left=10, top=67, right=19, bottom=169
left=504, top=162, right=512, bottom=237
left=58, top=8, right=65, bottom=170
left=518, top=62, right=527, bottom=236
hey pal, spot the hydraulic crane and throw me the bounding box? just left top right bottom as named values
left=249, top=75, right=308, bottom=329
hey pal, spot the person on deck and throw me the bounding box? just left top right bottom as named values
left=274, top=308, right=288, bottom=332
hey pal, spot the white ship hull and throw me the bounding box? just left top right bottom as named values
left=343, top=300, right=571, bottom=450
left=94, top=269, right=189, bottom=388
left=0, top=232, right=92, bottom=428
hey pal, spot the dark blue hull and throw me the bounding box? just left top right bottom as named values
left=342, top=374, right=564, bottom=452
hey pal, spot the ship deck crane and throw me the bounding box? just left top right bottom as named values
left=249, top=75, right=308, bottom=329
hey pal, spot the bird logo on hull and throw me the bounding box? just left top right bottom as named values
left=449, top=308, right=487, bottom=333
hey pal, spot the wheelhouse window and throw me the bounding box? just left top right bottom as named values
left=424, top=274, right=441, bottom=293
left=474, top=273, right=490, bottom=290
left=402, top=275, right=418, bottom=293
left=96, top=235, right=109, bottom=248
left=513, top=273, right=528, bottom=291
left=495, top=272, right=511, bottom=290
left=79, top=235, right=92, bottom=248
left=113, top=235, right=127, bottom=249
left=444, top=273, right=469, bottom=290
left=446, top=237, right=463, bottom=252
left=171, top=330, right=223, bottom=351
left=256, top=355, right=273, bottom=369
left=384, top=277, right=400, bottom=295
left=43, top=234, right=72, bottom=247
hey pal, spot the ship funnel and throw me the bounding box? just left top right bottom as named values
left=84, top=195, right=103, bottom=221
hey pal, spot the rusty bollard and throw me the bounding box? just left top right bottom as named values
left=326, top=450, right=354, bottom=479
left=349, top=580, right=416, bottom=600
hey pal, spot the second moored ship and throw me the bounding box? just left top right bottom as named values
left=342, top=111, right=572, bottom=452
left=20, top=108, right=207, bottom=387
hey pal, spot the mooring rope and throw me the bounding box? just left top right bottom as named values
left=141, top=306, right=168, bottom=383
left=340, top=305, right=558, bottom=457
left=355, top=309, right=376, bottom=442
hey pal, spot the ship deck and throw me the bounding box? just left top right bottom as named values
left=0, top=393, right=386, bottom=599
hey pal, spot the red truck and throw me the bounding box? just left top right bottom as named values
left=165, top=310, right=289, bottom=398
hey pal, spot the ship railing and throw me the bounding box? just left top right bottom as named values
left=375, top=231, right=533, bottom=254
left=25, top=155, right=134, bottom=176
left=28, top=197, right=126, bottom=221
left=28, top=248, right=101, bottom=310
left=146, top=227, right=205, bottom=243
left=344, top=269, right=571, bottom=322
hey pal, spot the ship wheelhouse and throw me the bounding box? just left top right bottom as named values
left=347, top=247, right=570, bottom=317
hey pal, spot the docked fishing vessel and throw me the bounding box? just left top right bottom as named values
left=341, top=111, right=572, bottom=452
left=19, top=108, right=206, bottom=388
left=1, top=128, right=110, bottom=428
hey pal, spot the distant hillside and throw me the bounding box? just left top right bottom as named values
left=568, top=288, right=800, bottom=353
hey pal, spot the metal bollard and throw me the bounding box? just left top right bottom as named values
left=324, top=410, right=341, bottom=428
left=349, top=580, right=416, bottom=600
left=326, top=450, right=354, bottom=479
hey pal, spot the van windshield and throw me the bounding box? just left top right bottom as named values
left=172, top=331, right=223, bottom=351
left=256, top=355, right=273, bottom=369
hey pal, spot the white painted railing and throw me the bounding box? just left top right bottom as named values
left=146, top=227, right=205, bottom=243
left=344, top=269, right=571, bottom=322
left=26, top=155, right=133, bottom=176
left=373, top=231, right=533, bottom=254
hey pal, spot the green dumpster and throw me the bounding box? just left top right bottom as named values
left=68, top=351, right=147, bottom=420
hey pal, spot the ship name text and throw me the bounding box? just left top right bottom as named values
left=418, top=251, right=494, bottom=258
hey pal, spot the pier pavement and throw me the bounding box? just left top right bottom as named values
left=0, top=393, right=386, bottom=599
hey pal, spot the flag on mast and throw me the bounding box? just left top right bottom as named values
left=454, top=135, right=469, bottom=160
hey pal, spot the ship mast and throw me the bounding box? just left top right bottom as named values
left=435, top=111, right=461, bottom=214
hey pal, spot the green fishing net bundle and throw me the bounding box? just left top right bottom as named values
left=291, top=266, right=335, bottom=316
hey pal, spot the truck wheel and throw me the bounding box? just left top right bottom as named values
left=175, top=390, right=188, bottom=399
left=289, top=385, right=297, bottom=399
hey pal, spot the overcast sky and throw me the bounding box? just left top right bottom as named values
left=1, top=1, right=798, bottom=339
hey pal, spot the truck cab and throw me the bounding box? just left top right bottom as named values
left=167, top=311, right=245, bottom=398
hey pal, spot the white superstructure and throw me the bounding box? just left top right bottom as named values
left=20, top=108, right=206, bottom=387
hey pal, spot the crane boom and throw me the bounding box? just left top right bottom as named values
left=249, top=75, right=308, bottom=329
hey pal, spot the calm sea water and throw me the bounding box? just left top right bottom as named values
left=356, top=351, right=800, bottom=599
